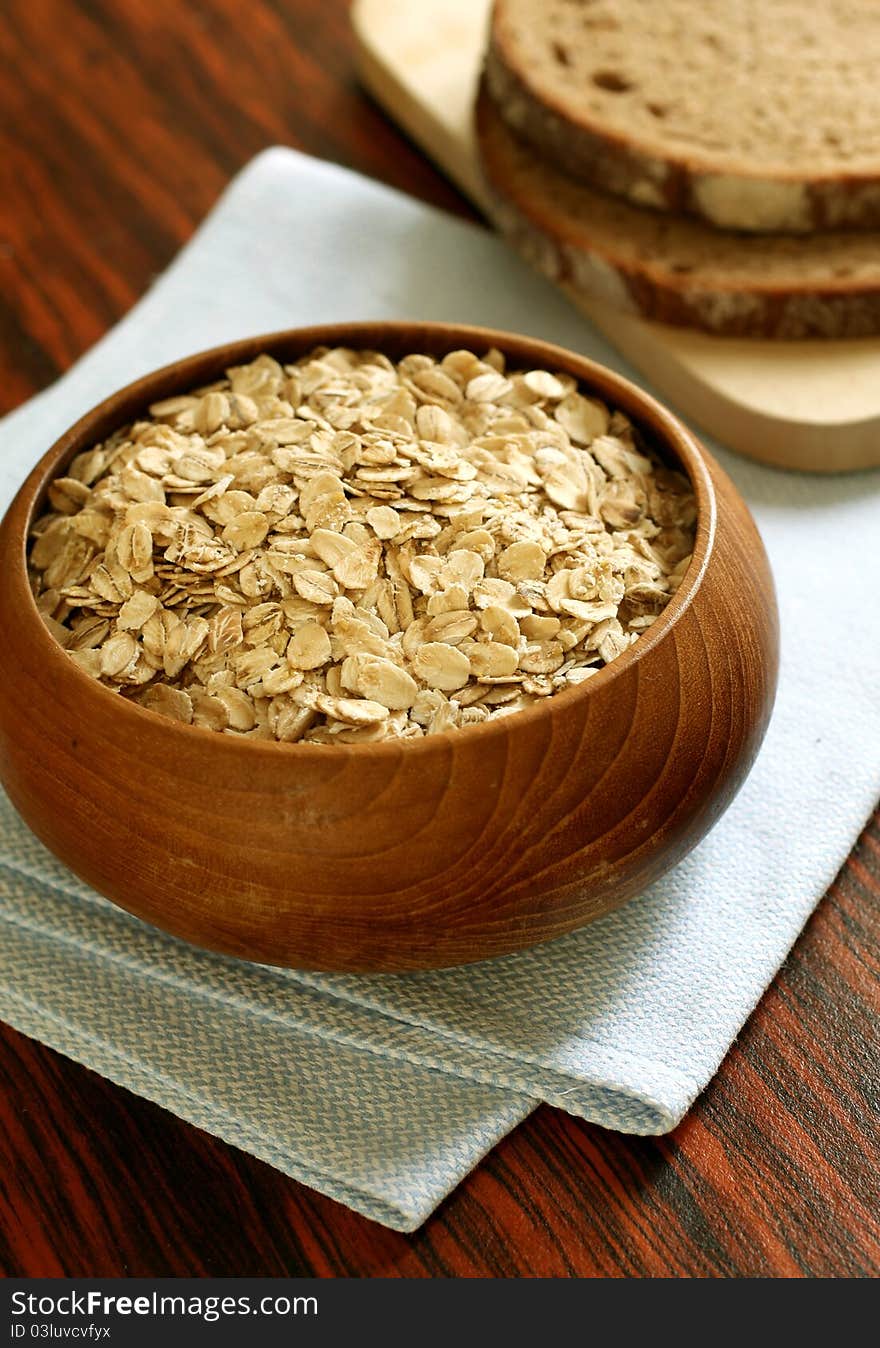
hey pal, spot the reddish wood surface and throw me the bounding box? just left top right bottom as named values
left=0, top=323, right=777, bottom=972
left=0, top=0, right=877, bottom=1277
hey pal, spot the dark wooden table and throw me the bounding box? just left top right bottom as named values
left=1, top=0, right=878, bottom=1279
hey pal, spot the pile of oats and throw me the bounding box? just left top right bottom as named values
left=28, top=347, right=696, bottom=744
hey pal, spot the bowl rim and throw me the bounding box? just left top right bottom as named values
left=9, top=320, right=716, bottom=759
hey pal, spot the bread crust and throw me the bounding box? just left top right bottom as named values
left=489, top=1, right=880, bottom=234
left=475, top=83, right=880, bottom=338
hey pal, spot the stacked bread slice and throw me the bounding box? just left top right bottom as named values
left=477, top=0, right=880, bottom=337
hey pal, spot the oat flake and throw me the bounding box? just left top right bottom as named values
left=28, top=348, right=695, bottom=743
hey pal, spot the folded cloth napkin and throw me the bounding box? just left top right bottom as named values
left=1, top=149, right=879, bottom=1233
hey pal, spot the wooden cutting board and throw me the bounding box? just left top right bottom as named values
left=353, top=0, right=880, bottom=473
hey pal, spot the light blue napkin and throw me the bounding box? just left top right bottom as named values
left=2, top=149, right=878, bottom=1231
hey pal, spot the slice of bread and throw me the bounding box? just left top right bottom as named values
left=488, top=0, right=880, bottom=233
left=475, top=82, right=880, bottom=338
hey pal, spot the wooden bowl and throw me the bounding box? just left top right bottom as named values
left=0, top=322, right=778, bottom=971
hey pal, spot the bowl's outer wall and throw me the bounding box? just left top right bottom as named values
left=0, top=324, right=778, bottom=970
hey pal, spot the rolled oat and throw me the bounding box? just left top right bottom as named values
left=28, top=347, right=696, bottom=743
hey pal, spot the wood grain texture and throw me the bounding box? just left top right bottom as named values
left=0, top=0, right=876, bottom=1276
left=0, top=322, right=777, bottom=971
